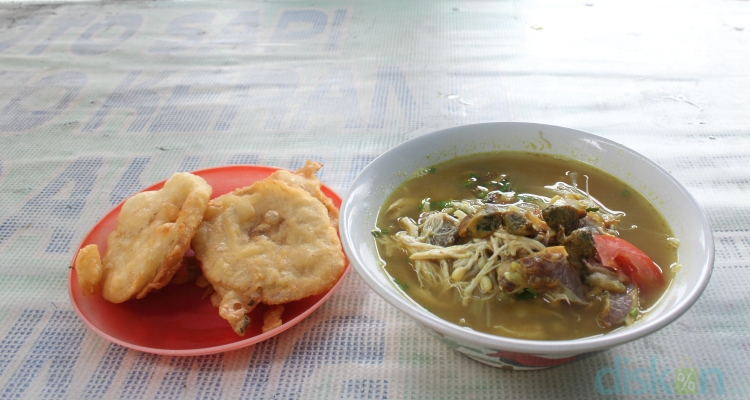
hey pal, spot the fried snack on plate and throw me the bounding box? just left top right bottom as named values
left=170, top=253, right=202, bottom=285
left=269, top=160, right=339, bottom=227
left=262, top=305, right=285, bottom=333
left=74, top=172, right=212, bottom=303
left=192, top=162, right=345, bottom=335
left=76, top=244, right=103, bottom=296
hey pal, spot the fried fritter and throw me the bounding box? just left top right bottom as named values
left=262, top=305, right=285, bottom=333
left=74, top=172, right=212, bottom=303
left=75, top=244, right=103, bottom=296
left=170, top=254, right=202, bottom=285
left=269, top=160, right=339, bottom=227
left=192, top=164, right=345, bottom=336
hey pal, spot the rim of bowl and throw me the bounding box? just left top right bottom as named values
left=340, top=122, right=714, bottom=355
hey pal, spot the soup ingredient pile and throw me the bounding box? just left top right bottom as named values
left=377, top=173, right=667, bottom=330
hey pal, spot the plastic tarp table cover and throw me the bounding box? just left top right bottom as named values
left=0, top=0, right=748, bottom=398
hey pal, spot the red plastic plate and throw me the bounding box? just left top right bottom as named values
left=68, top=165, right=349, bottom=356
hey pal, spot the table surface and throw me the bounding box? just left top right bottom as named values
left=0, top=0, right=748, bottom=398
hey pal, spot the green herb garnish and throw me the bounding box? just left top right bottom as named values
left=486, top=178, right=511, bottom=192
left=621, top=189, right=631, bottom=197
left=494, top=178, right=511, bottom=192
left=393, top=278, right=409, bottom=291
left=513, top=288, right=538, bottom=300
left=238, top=315, right=250, bottom=335
left=629, top=307, right=639, bottom=318
left=429, top=200, right=450, bottom=210
left=427, top=167, right=436, bottom=174
left=462, top=173, right=480, bottom=187
left=586, top=207, right=600, bottom=212
left=371, top=229, right=389, bottom=237
left=463, top=173, right=511, bottom=195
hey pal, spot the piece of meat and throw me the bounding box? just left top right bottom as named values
left=598, top=286, right=638, bottom=327
left=495, top=260, right=517, bottom=292
left=542, top=204, right=586, bottom=236
left=458, top=206, right=539, bottom=239
left=563, top=227, right=598, bottom=269
left=428, top=223, right=457, bottom=246
left=457, top=205, right=504, bottom=238
left=583, top=258, right=630, bottom=293
left=605, top=291, right=634, bottom=326
left=419, top=212, right=458, bottom=246
left=502, top=210, right=538, bottom=237
left=497, top=277, right=517, bottom=292
left=517, top=246, right=587, bottom=304
left=485, top=191, right=515, bottom=204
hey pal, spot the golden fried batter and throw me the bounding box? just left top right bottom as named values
left=74, top=172, right=212, bottom=303
left=192, top=164, right=345, bottom=336
left=269, top=160, right=339, bottom=227
left=262, top=305, right=285, bottom=333
left=75, top=244, right=103, bottom=296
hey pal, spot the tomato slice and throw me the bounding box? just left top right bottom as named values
left=593, top=235, right=665, bottom=292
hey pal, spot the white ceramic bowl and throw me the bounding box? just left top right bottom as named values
left=339, top=122, right=714, bottom=369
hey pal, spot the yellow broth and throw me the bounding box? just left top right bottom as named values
left=375, top=152, right=677, bottom=340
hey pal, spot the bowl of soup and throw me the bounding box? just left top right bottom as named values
left=339, top=122, right=713, bottom=369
